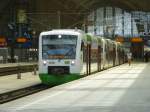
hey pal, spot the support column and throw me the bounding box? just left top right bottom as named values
left=57, top=11, right=61, bottom=29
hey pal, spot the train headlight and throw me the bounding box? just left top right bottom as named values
left=43, top=60, right=47, bottom=65
left=71, top=60, right=75, bottom=65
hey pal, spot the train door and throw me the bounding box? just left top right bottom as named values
left=115, top=43, right=119, bottom=65
left=97, top=38, right=102, bottom=72
left=81, top=40, right=88, bottom=75
left=90, top=38, right=98, bottom=73
left=105, top=40, right=110, bottom=68
left=101, top=39, right=106, bottom=69
left=106, top=40, right=114, bottom=68
left=108, top=41, right=114, bottom=67
left=113, top=43, right=116, bottom=66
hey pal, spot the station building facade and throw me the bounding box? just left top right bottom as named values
left=86, top=7, right=150, bottom=59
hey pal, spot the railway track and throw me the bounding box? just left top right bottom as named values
left=0, top=84, right=50, bottom=104
left=0, top=64, right=37, bottom=76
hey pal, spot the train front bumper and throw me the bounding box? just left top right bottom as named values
left=39, top=73, right=82, bottom=85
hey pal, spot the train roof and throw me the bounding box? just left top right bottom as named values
left=40, top=29, right=121, bottom=46
left=40, top=29, right=85, bottom=36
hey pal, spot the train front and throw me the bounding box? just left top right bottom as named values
left=39, top=30, right=83, bottom=85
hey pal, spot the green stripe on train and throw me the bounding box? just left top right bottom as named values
left=39, top=74, right=83, bottom=85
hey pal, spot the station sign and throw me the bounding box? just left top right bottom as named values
left=131, top=37, right=143, bottom=43
left=0, top=36, right=7, bottom=47
left=16, top=37, right=28, bottom=43
left=0, top=38, right=6, bottom=43
left=16, top=37, right=32, bottom=48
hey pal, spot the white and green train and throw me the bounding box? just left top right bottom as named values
left=39, top=29, right=125, bottom=85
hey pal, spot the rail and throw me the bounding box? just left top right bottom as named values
left=0, top=64, right=38, bottom=76
left=0, top=84, right=50, bottom=104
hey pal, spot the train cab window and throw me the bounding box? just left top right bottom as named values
left=42, top=35, right=77, bottom=59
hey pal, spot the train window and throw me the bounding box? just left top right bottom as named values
left=42, top=35, right=77, bottom=59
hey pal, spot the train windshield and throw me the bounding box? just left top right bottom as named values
left=42, top=35, right=77, bottom=59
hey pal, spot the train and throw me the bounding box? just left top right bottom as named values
left=39, top=29, right=126, bottom=85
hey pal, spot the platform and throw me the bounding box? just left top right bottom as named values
left=1, top=62, right=150, bottom=112
left=0, top=62, right=37, bottom=68
left=0, top=72, right=41, bottom=94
